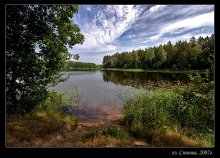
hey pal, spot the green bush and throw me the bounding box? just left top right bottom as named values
left=171, top=74, right=214, bottom=130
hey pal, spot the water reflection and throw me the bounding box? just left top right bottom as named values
left=102, top=71, right=191, bottom=89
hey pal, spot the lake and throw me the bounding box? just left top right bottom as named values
left=51, top=70, right=205, bottom=123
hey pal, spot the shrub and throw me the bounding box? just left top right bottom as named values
left=171, top=74, right=214, bottom=131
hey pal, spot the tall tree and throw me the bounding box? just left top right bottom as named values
left=153, top=45, right=167, bottom=68
left=189, top=36, right=197, bottom=47
left=6, top=5, right=84, bottom=113
left=163, top=41, right=177, bottom=68
left=175, top=41, right=191, bottom=68
left=189, top=44, right=202, bottom=68
left=145, top=48, right=155, bottom=68
left=208, top=34, right=214, bottom=72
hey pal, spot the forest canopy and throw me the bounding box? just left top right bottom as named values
left=66, top=61, right=98, bottom=70
left=103, top=35, right=214, bottom=71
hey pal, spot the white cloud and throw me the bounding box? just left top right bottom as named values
left=152, top=33, right=213, bottom=46
left=72, top=5, right=144, bottom=53
left=128, top=35, right=136, bottom=39
left=85, top=5, right=92, bottom=11
left=149, top=5, right=166, bottom=13
left=162, top=11, right=214, bottom=34
left=151, top=11, right=214, bottom=40
left=149, top=34, right=161, bottom=40
left=79, top=55, right=104, bottom=64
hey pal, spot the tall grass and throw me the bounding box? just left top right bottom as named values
left=123, top=74, right=214, bottom=147
left=32, top=91, right=78, bottom=127
left=123, top=88, right=181, bottom=138
left=33, top=91, right=69, bottom=114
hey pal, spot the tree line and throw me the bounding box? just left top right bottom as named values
left=66, top=61, right=98, bottom=70
left=103, top=35, right=214, bottom=70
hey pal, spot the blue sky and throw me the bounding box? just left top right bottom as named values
left=69, top=5, right=214, bottom=64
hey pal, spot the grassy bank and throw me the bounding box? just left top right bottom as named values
left=100, top=68, right=208, bottom=73
left=64, top=67, right=208, bottom=73
left=67, top=68, right=99, bottom=71
left=6, top=91, right=78, bottom=146
left=122, top=74, right=214, bottom=147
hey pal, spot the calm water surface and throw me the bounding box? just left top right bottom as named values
left=51, top=70, right=196, bottom=123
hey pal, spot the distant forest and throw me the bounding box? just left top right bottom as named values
left=66, top=61, right=98, bottom=70
left=103, top=35, right=214, bottom=70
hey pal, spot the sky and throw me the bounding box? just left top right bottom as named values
left=69, top=5, right=214, bottom=64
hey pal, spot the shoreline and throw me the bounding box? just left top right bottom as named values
left=64, top=68, right=208, bottom=73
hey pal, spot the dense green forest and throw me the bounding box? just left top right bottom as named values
left=66, top=61, right=98, bottom=70
left=103, top=35, right=214, bottom=70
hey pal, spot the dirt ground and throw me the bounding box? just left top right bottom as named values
left=6, top=119, right=152, bottom=148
